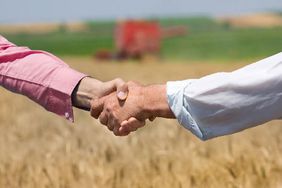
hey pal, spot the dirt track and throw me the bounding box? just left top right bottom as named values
left=0, top=57, right=282, bottom=188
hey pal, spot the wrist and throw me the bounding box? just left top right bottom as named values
left=72, top=77, right=103, bottom=110
left=142, top=84, right=175, bottom=119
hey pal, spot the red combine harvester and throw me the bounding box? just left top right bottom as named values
left=95, top=20, right=187, bottom=60
left=115, top=20, right=161, bottom=59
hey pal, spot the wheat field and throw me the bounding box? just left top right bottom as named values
left=0, top=57, right=282, bottom=188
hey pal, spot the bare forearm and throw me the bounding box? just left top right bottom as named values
left=72, top=77, right=127, bottom=111
left=72, top=77, right=102, bottom=111
left=142, top=84, right=175, bottom=119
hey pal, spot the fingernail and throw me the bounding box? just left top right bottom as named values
left=117, top=91, right=127, bottom=100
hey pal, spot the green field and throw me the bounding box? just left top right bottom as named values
left=3, top=17, right=282, bottom=61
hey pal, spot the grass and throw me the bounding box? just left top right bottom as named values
left=2, top=17, right=282, bottom=61
left=3, top=32, right=114, bottom=56
left=162, top=27, right=282, bottom=60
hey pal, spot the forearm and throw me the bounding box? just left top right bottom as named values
left=0, top=59, right=86, bottom=121
left=142, top=84, right=175, bottom=119
left=72, top=77, right=103, bottom=111
left=0, top=36, right=87, bottom=121
left=167, top=52, right=282, bottom=140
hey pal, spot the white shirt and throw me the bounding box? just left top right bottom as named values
left=166, top=52, right=282, bottom=140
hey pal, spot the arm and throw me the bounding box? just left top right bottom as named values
left=140, top=84, right=174, bottom=119
left=0, top=35, right=128, bottom=121
left=167, top=52, right=282, bottom=140
left=91, top=52, right=282, bottom=139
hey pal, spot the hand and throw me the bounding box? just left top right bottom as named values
left=91, top=81, right=175, bottom=136
left=72, top=77, right=145, bottom=135
left=90, top=81, right=149, bottom=136
left=72, top=77, right=129, bottom=110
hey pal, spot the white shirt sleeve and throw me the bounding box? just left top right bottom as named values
left=167, top=52, right=282, bottom=140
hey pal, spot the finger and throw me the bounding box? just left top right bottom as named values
left=120, top=117, right=145, bottom=133
left=118, top=120, right=131, bottom=135
left=107, top=122, right=114, bottom=131
left=113, top=125, right=121, bottom=136
left=90, top=97, right=106, bottom=119
left=98, top=111, right=108, bottom=126
left=120, top=122, right=138, bottom=133
left=119, top=129, right=131, bottom=136
left=107, top=114, right=118, bottom=132
left=105, top=113, right=121, bottom=136
left=128, top=117, right=146, bottom=130
left=107, top=114, right=114, bottom=131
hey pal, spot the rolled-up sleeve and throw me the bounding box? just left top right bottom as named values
left=167, top=52, right=282, bottom=140
left=0, top=35, right=87, bottom=122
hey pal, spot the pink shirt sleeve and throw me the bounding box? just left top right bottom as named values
left=0, top=35, right=87, bottom=122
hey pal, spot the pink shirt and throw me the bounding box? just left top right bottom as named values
left=0, top=35, right=87, bottom=121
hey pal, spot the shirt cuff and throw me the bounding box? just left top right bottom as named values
left=46, top=66, right=87, bottom=122
left=166, top=80, right=207, bottom=140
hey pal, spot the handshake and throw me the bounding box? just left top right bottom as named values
left=72, top=77, right=175, bottom=136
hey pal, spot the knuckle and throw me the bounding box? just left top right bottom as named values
left=113, top=131, right=119, bottom=136
left=104, top=102, right=113, bottom=110
left=91, top=111, right=99, bottom=119
left=115, top=78, right=123, bottom=83
left=108, top=101, right=115, bottom=108
left=90, top=110, right=95, bottom=117
left=105, top=106, right=111, bottom=112
left=128, top=80, right=140, bottom=86
left=127, top=81, right=135, bottom=85
left=99, top=119, right=104, bottom=125
left=107, top=125, right=114, bottom=131
left=111, top=112, right=118, bottom=119
left=113, top=127, right=121, bottom=136
left=99, top=117, right=106, bottom=125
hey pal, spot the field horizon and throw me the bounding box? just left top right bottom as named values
left=1, top=13, right=282, bottom=61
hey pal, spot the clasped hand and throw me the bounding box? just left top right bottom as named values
left=90, top=81, right=153, bottom=136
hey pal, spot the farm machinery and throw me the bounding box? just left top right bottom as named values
left=95, top=20, right=187, bottom=60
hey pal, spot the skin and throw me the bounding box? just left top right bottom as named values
left=90, top=81, right=175, bottom=136
left=72, top=77, right=145, bottom=132
left=72, top=77, right=128, bottom=110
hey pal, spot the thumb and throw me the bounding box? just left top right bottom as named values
left=116, top=83, right=128, bottom=101
left=90, top=97, right=106, bottom=119
left=109, top=78, right=128, bottom=101
left=101, top=78, right=128, bottom=100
